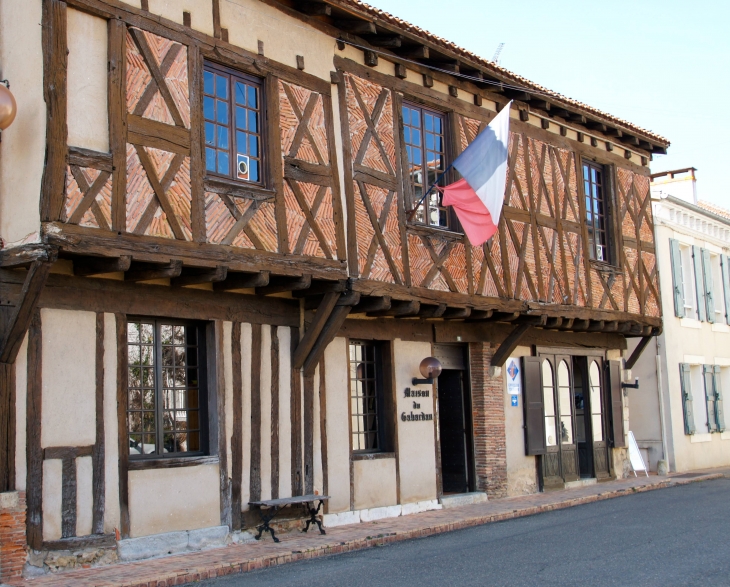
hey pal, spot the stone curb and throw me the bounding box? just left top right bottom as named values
left=9, top=473, right=722, bottom=587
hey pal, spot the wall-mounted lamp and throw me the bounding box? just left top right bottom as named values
left=0, top=80, right=18, bottom=132
left=621, top=378, right=639, bottom=397
left=412, top=357, right=442, bottom=386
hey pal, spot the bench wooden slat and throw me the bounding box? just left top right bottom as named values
left=249, top=494, right=330, bottom=508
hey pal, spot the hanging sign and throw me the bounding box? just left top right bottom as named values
left=506, top=357, right=521, bottom=406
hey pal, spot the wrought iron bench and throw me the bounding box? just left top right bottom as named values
left=248, top=494, right=330, bottom=543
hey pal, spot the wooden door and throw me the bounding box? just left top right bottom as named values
left=539, top=357, right=563, bottom=490
left=572, top=357, right=593, bottom=478
left=589, top=358, right=611, bottom=478
left=555, top=356, right=579, bottom=482
left=437, top=370, right=470, bottom=494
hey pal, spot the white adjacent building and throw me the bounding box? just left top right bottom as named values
left=630, top=168, right=730, bottom=472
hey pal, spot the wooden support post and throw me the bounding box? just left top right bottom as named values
left=625, top=335, right=653, bottom=370
left=491, top=323, right=533, bottom=367
left=293, top=293, right=340, bottom=369
left=303, top=305, right=352, bottom=376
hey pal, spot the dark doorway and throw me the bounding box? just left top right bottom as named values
left=437, top=369, right=472, bottom=494
left=572, top=357, right=593, bottom=478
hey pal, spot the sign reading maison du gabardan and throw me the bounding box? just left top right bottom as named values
left=401, top=387, right=434, bottom=422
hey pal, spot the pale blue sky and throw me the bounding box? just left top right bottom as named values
left=364, top=0, right=728, bottom=208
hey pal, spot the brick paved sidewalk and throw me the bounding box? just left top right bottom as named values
left=6, top=469, right=727, bottom=587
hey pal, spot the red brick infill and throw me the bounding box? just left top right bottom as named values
left=0, top=491, right=27, bottom=583
left=4, top=472, right=724, bottom=587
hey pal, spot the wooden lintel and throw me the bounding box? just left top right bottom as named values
left=292, top=279, right=348, bottom=298
left=418, top=303, right=447, bottom=319
left=625, top=335, right=653, bottom=370
left=256, top=274, right=312, bottom=295
left=302, top=305, right=352, bottom=376
left=293, top=292, right=340, bottom=370
left=73, top=255, right=132, bottom=277
left=0, top=244, right=57, bottom=269
left=491, top=323, right=533, bottom=367
left=442, top=307, right=471, bottom=320
left=171, top=265, right=228, bottom=287
left=367, top=300, right=420, bottom=318
left=125, top=260, right=182, bottom=282
left=351, top=296, right=391, bottom=314
left=335, top=19, right=376, bottom=35
left=0, top=259, right=54, bottom=364
left=214, top=271, right=270, bottom=291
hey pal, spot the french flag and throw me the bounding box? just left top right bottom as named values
left=442, top=102, right=512, bottom=246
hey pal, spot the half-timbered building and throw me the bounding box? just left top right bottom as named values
left=0, top=0, right=669, bottom=578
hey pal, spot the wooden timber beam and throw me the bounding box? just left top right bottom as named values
left=468, top=309, right=494, bottom=321
left=587, top=320, right=605, bottom=332
left=0, top=257, right=56, bottom=364
left=256, top=274, right=312, bottom=295
left=398, top=45, right=429, bottom=59
left=335, top=19, right=376, bottom=35
left=171, top=265, right=228, bottom=287
left=293, top=292, right=340, bottom=369
left=351, top=296, right=391, bottom=314
left=418, top=303, right=447, bottom=318
left=73, top=255, right=131, bottom=277
left=491, top=323, right=533, bottom=368
left=367, top=35, right=402, bottom=48
left=0, top=244, right=56, bottom=269
left=298, top=1, right=331, bottom=16
left=493, top=311, right=520, bottom=322
left=442, top=307, right=471, bottom=320
left=214, top=271, right=270, bottom=291
left=571, top=319, right=590, bottom=331
left=336, top=292, right=361, bottom=306
left=293, top=279, right=348, bottom=298
left=625, top=335, right=654, bottom=370
left=124, top=260, right=182, bottom=282
left=546, top=317, right=563, bottom=329
left=367, top=300, right=420, bottom=318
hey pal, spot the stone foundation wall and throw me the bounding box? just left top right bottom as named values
left=0, top=491, right=27, bottom=582
left=469, top=344, right=508, bottom=499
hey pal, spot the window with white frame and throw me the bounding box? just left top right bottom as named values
left=710, top=253, right=726, bottom=324
left=690, top=365, right=709, bottom=434
left=679, top=244, right=697, bottom=318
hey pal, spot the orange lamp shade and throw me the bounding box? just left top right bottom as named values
left=0, top=83, right=17, bottom=131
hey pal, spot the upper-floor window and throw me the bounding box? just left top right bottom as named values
left=403, top=103, right=449, bottom=228
left=204, top=63, right=264, bottom=184
left=127, top=319, right=208, bottom=458
left=679, top=243, right=698, bottom=317
left=583, top=161, right=609, bottom=263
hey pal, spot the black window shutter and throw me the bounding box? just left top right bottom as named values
left=721, top=255, right=730, bottom=324
left=679, top=363, right=696, bottom=435
left=521, top=356, right=546, bottom=456
left=669, top=239, right=685, bottom=318
left=693, top=246, right=707, bottom=322
left=713, top=365, right=725, bottom=432
left=703, top=365, right=718, bottom=432
left=701, top=249, right=715, bottom=324
left=607, top=360, right=625, bottom=448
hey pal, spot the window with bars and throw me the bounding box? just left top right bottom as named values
left=582, top=161, right=610, bottom=263
left=204, top=62, right=264, bottom=184
left=126, top=319, right=207, bottom=458
left=349, top=341, right=385, bottom=452
left=402, top=103, right=450, bottom=228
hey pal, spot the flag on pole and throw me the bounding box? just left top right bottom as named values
left=442, top=102, right=512, bottom=246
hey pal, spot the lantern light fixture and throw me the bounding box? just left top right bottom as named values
left=412, top=356, right=442, bottom=385
left=0, top=80, right=18, bottom=132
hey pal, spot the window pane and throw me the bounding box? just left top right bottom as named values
left=248, top=110, right=258, bottom=133
left=204, top=96, right=215, bottom=121
left=218, top=151, right=229, bottom=175
left=216, top=101, right=228, bottom=124
left=216, top=74, right=227, bottom=99
left=205, top=122, right=215, bottom=146
left=205, top=147, right=216, bottom=172
left=235, top=107, right=247, bottom=130
left=249, top=159, right=259, bottom=182
left=545, top=416, right=556, bottom=447
left=236, top=131, right=247, bottom=155
left=204, top=70, right=214, bottom=95
left=402, top=106, right=410, bottom=125
left=235, top=82, right=246, bottom=106
left=247, top=85, right=257, bottom=108
left=249, top=135, right=259, bottom=158
left=217, top=126, right=229, bottom=150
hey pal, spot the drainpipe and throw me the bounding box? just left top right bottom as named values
left=656, top=353, right=669, bottom=474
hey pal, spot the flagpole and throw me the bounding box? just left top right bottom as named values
left=406, top=162, right=455, bottom=222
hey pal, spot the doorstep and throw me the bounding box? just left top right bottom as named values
left=439, top=492, right=488, bottom=508
left=6, top=470, right=726, bottom=587
left=564, top=478, right=598, bottom=489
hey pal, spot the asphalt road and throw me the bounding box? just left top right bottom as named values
left=198, top=478, right=730, bottom=587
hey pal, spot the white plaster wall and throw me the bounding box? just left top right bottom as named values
left=14, top=333, right=28, bottom=491
left=42, top=459, right=62, bottom=541
left=394, top=339, right=437, bottom=504
left=66, top=8, right=109, bottom=152
left=240, top=323, right=252, bottom=511
left=76, top=455, right=93, bottom=536
left=259, top=325, right=272, bottom=500
left=503, top=346, right=538, bottom=496
left=313, top=365, right=323, bottom=495
left=220, top=0, right=335, bottom=82
left=0, top=0, right=44, bottom=245
left=277, top=326, right=292, bottom=499
left=353, top=458, right=397, bottom=510
left=103, top=313, right=120, bottom=534
left=324, top=337, right=349, bottom=513
left=223, top=322, right=233, bottom=481
left=41, top=309, right=97, bottom=448
left=148, top=0, right=214, bottom=37
left=128, top=464, right=221, bottom=537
